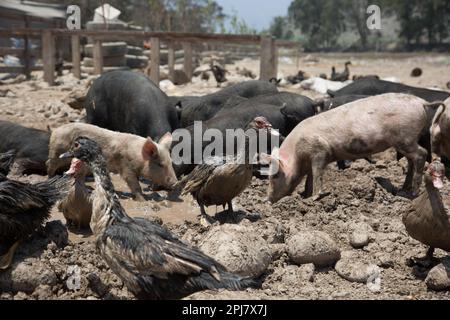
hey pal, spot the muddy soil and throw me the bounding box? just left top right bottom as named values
left=0, top=53, right=450, bottom=300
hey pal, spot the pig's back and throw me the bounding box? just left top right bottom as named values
left=283, top=93, right=428, bottom=155
left=50, top=123, right=143, bottom=156
left=297, top=93, right=426, bottom=134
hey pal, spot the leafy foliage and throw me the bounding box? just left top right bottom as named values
left=270, top=0, right=450, bottom=50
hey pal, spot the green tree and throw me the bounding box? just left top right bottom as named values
left=382, top=0, right=450, bottom=46
left=341, top=0, right=372, bottom=49
left=269, top=16, right=285, bottom=39
left=288, top=0, right=345, bottom=50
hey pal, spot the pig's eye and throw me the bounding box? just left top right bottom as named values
left=153, top=161, right=164, bottom=168
left=74, top=142, right=80, bottom=149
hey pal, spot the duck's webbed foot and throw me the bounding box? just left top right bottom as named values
left=0, top=241, right=21, bottom=270
left=408, top=247, right=436, bottom=268
left=200, top=215, right=215, bottom=228
left=227, top=201, right=234, bottom=214
left=199, top=204, right=215, bottom=227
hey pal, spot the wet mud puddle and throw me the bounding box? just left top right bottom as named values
left=49, top=173, right=218, bottom=243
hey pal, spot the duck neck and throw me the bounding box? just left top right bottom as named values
left=90, top=155, right=114, bottom=193
left=88, top=154, right=130, bottom=234
left=424, top=175, right=447, bottom=215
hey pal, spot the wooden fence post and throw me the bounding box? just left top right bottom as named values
left=274, top=46, right=279, bottom=77
left=167, top=40, right=175, bottom=82
left=71, top=35, right=81, bottom=79
left=150, top=37, right=160, bottom=85
left=42, top=30, right=55, bottom=85
left=93, top=39, right=103, bottom=75
left=182, top=42, right=193, bottom=81
left=259, top=35, right=276, bottom=81
left=23, top=16, right=31, bottom=79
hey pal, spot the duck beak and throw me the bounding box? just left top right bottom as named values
left=59, top=151, right=74, bottom=159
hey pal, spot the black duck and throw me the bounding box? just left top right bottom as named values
left=0, top=166, right=70, bottom=269
left=331, top=61, right=351, bottom=82
left=210, top=62, right=227, bottom=87
left=178, top=116, right=273, bottom=226
left=59, top=137, right=258, bottom=300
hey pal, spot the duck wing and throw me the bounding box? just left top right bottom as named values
left=99, top=218, right=227, bottom=281
left=0, top=175, right=70, bottom=216
left=0, top=180, right=50, bottom=214
left=178, top=156, right=226, bottom=195
left=0, top=176, right=69, bottom=239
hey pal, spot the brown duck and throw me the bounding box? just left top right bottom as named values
left=331, top=61, right=352, bottom=82
left=59, top=137, right=258, bottom=300
left=57, top=158, right=93, bottom=230
left=402, top=160, right=450, bottom=262
left=178, top=117, right=273, bottom=226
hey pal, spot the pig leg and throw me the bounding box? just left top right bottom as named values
left=302, top=173, right=313, bottom=198
left=122, top=171, right=145, bottom=201
left=397, top=144, right=427, bottom=196
left=303, top=154, right=328, bottom=199
left=411, top=146, right=427, bottom=196
left=401, top=159, right=414, bottom=191
left=311, top=155, right=329, bottom=199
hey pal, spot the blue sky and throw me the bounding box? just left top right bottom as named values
left=217, top=0, right=292, bottom=31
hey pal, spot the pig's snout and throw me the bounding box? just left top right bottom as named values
left=264, top=197, right=273, bottom=205
left=164, top=175, right=178, bottom=190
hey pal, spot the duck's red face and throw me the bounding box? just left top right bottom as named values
left=428, top=161, right=445, bottom=189
left=253, top=116, right=272, bottom=129
left=65, top=158, right=84, bottom=176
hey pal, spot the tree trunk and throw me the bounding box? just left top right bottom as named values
left=350, top=3, right=367, bottom=50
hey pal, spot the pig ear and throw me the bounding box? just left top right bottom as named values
left=280, top=104, right=288, bottom=116
left=142, top=137, right=158, bottom=160
left=260, top=152, right=281, bottom=177
left=158, top=132, right=173, bottom=150
left=272, top=146, right=280, bottom=160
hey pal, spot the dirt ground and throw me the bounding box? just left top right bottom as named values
left=0, top=52, right=450, bottom=300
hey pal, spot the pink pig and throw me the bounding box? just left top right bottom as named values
left=262, top=93, right=439, bottom=203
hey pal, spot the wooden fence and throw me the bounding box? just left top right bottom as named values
left=0, top=29, right=301, bottom=86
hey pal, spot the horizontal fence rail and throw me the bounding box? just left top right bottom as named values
left=0, top=28, right=301, bottom=85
